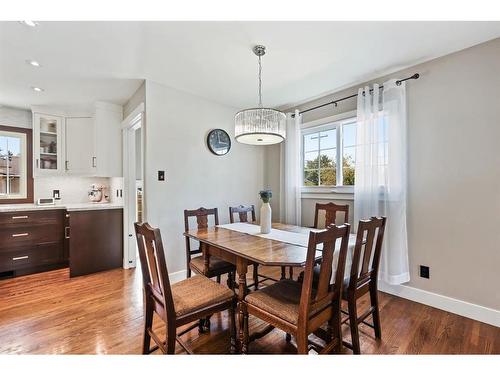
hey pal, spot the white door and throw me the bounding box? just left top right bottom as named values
left=33, top=113, right=65, bottom=176
left=65, top=117, right=95, bottom=175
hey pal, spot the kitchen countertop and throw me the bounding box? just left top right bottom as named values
left=0, top=202, right=124, bottom=213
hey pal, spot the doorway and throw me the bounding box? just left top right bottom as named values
left=122, top=103, right=144, bottom=269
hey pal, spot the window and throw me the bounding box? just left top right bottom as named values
left=302, top=117, right=357, bottom=187
left=0, top=126, right=33, bottom=203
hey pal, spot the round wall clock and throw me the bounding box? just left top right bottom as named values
left=207, top=129, right=231, bottom=156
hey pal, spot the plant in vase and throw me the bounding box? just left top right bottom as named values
left=259, top=190, right=272, bottom=234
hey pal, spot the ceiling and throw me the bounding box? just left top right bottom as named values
left=1, top=21, right=500, bottom=110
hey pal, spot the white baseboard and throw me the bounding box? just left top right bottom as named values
left=169, top=269, right=187, bottom=284
left=379, top=281, right=500, bottom=328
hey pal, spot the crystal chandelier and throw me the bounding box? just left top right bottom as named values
left=235, top=45, right=286, bottom=145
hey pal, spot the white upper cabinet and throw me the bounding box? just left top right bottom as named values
left=65, top=117, right=95, bottom=175
left=33, top=113, right=65, bottom=176
left=32, top=102, right=123, bottom=177
left=94, top=102, right=123, bottom=177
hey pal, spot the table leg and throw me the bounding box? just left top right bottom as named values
left=201, top=242, right=210, bottom=275
left=237, top=258, right=248, bottom=354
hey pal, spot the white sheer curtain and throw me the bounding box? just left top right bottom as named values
left=354, top=80, right=410, bottom=285
left=281, top=109, right=302, bottom=225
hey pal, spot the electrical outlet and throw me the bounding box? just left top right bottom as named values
left=158, top=170, right=165, bottom=181
left=420, top=265, right=430, bottom=279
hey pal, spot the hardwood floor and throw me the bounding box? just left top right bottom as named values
left=0, top=267, right=498, bottom=354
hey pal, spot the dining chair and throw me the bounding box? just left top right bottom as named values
left=241, top=223, right=351, bottom=354
left=135, top=222, right=237, bottom=354
left=229, top=204, right=278, bottom=290
left=342, top=216, right=386, bottom=354
left=184, top=207, right=236, bottom=286
left=313, top=202, right=349, bottom=228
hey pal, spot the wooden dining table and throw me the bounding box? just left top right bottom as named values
left=184, top=222, right=355, bottom=353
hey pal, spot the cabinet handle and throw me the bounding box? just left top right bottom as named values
left=13, top=256, right=29, bottom=261
left=36, top=159, right=39, bottom=169
left=12, top=233, right=29, bottom=237
left=65, top=226, right=70, bottom=239
left=92, top=156, right=97, bottom=168
left=65, top=160, right=69, bottom=171
left=12, top=215, right=29, bottom=219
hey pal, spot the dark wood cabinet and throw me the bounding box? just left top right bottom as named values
left=68, top=208, right=123, bottom=277
left=0, top=209, right=66, bottom=276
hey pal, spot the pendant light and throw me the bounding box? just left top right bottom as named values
left=235, top=45, right=286, bottom=145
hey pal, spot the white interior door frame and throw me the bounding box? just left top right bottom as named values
left=122, top=102, right=145, bottom=269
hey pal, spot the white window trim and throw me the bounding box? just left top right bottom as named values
left=0, top=130, right=28, bottom=200
left=301, top=110, right=356, bottom=199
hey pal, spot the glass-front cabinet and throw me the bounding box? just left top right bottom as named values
left=33, top=113, right=65, bottom=176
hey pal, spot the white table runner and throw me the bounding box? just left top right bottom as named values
left=217, top=222, right=323, bottom=248
left=217, top=222, right=355, bottom=279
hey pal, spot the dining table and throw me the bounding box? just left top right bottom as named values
left=183, top=222, right=357, bottom=353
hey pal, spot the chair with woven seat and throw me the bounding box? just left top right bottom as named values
left=229, top=204, right=278, bottom=290
left=342, top=216, right=386, bottom=354
left=241, top=223, right=351, bottom=354
left=135, top=222, right=237, bottom=354
left=298, top=216, right=387, bottom=354
left=184, top=207, right=236, bottom=286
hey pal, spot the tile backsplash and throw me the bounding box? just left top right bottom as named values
left=35, top=176, right=124, bottom=204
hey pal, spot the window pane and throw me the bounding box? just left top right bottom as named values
left=320, top=148, right=336, bottom=168
left=319, top=168, right=336, bottom=186
left=303, top=133, right=318, bottom=152
left=304, top=169, right=318, bottom=186
left=304, top=151, right=319, bottom=169
left=0, top=176, right=6, bottom=195
left=343, top=122, right=357, bottom=147
left=7, top=137, right=21, bottom=175
left=319, top=128, right=336, bottom=150
left=8, top=176, right=20, bottom=194
left=0, top=131, right=27, bottom=199
left=342, top=145, right=355, bottom=185
left=0, top=136, right=7, bottom=177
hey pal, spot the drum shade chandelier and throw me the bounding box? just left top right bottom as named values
left=235, top=45, right=286, bottom=145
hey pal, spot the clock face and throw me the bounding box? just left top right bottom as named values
left=207, top=129, right=231, bottom=156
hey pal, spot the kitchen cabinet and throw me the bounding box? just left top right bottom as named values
left=68, top=208, right=123, bottom=277
left=93, top=102, right=123, bottom=177
left=65, top=117, right=95, bottom=175
left=31, top=102, right=123, bottom=178
left=33, top=113, right=65, bottom=176
left=0, top=209, right=66, bottom=276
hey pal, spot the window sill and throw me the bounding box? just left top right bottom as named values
left=301, top=186, right=354, bottom=201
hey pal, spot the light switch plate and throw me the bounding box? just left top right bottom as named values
left=158, top=170, right=165, bottom=181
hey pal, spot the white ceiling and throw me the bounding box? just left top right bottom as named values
left=1, top=21, right=499, bottom=110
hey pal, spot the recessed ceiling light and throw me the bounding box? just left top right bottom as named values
left=31, top=86, right=44, bottom=92
left=26, top=60, right=41, bottom=67
left=19, top=20, right=38, bottom=27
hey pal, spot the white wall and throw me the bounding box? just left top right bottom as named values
left=269, top=38, right=500, bottom=311
left=123, top=82, right=145, bottom=119
left=144, top=80, right=265, bottom=274
left=0, top=105, right=31, bottom=128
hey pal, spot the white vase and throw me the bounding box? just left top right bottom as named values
left=260, top=202, right=272, bottom=234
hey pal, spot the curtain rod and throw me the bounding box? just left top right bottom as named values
left=291, top=73, right=420, bottom=118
